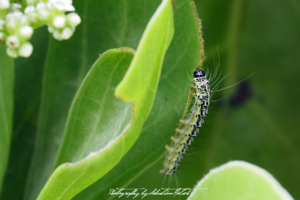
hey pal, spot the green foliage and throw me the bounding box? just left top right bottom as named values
left=0, top=46, right=13, bottom=196
left=36, top=0, right=174, bottom=198
left=36, top=48, right=136, bottom=200
left=75, top=0, right=203, bottom=199
left=0, top=0, right=299, bottom=199
left=1, top=26, right=48, bottom=200
left=188, top=161, right=293, bottom=200
left=128, top=0, right=300, bottom=200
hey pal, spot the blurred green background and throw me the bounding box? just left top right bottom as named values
left=1, top=0, right=299, bottom=199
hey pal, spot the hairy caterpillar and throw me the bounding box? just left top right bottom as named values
left=160, top=67, right=210, bottom=176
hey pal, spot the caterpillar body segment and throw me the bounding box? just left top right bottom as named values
left=161, top=68, right=210, bottom=176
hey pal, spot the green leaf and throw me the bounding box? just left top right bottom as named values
left=35, top=49, right=134, bottom=200
left=188, top=161, right=294, bottom=200
left=75, top=0, right=203, bottom=199
left=2, top=0, right=299, bottom=199
left=0, top=46, right=14, bottom=195
left=0, top=27, right=49, bottom=200
left=23, top=1, right=170, bottom=199
left=126, top=0, right=300, bottom=199
left=169, top=0, right=300, bottom=197
left=36, top=0, right=174, bottom=199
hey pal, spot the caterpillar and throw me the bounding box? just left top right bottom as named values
left=160, top=67, right=210, bottom=176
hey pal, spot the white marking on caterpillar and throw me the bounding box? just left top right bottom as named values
left=160, top=68, right=210, bottom=176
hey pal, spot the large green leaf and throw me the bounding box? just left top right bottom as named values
left=36, top=1, right=173, bottom=199
left=75, top=0, right=203, bottom=199
left=0, top=47, right=14, bottom=196
left=35, top=49, right=135, bottom=200
left=20, top=2, right=173, bottom=198
left=126, top=0, right=300, bottom=199
left=5, top=0, right=298, bottom=199
left=188, top=161, right=293, bottom=200
left=23, top=1, right=167, bottom=199
left=0, top=27, right=48, bottom=200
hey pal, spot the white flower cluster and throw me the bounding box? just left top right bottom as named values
left=0, top=0, right=81, bottom=58
left=0, top=0, right=9, bottom=10
left=0, top=4, right=33, bottom=57
left=25, top=0, right=81, bottom=41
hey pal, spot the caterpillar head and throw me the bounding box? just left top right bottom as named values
left=193, top=68, right=205, bottom=78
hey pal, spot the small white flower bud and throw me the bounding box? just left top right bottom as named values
left=53, top=30, right=63, bottom=41
left=18, top=42, right=33, bottom=57
left=7, top=48, right=18, bottom=58
left=19, top=26, right=34, bottom=39
left=38, top=9, right=50, bottom=22
left=26, top=12, right=40, bottom=25
left=49, top=0, right=75, bottom=11
left=0, top=0, right=10, bottom=10
left=67, top=13, right=81, bottom=27
left=36, top=4, right=50, bottom=22
left=53, top=16, right=66, bottom=29
left=62, top=27, right=73, bottom=39
left=37, top=2, right=46, bottom=10
left=48, top=26, right=54, bottom=33
left=11, top=3, right=21, bottom=11
left=25, top=5, right=35, bottom=14
left=46, top=2, right=53, bottom=9
left=6, top=35, right=20, bottom=48
left=20, top=15, right=29, bottom=25
left=5, top=16, right=17, bottom=33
